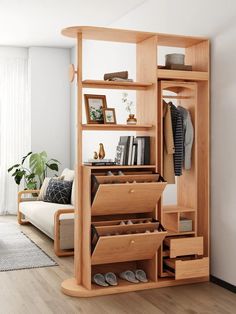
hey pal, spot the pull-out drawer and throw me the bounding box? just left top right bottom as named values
left=91, top=231, right=167, bottom=265
left=91, top=182, right=167, bottom=215
left=164, top=236, right=203, bottom=258
left=164, top=257, right=209, bottom=280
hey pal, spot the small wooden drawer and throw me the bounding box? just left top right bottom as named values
left=91, top=181, right=166, bottom=215
left=164, top=257, right=209, bottom=280
left=164, top=236, right=203, bottom=258
left=91, top=231, right=167, bottom=265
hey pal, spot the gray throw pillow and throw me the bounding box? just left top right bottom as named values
left=44, top=179, right=72, bottom=204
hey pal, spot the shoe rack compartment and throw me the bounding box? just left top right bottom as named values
left=91, top=174, right=167, bottom=216
left=164, top=236, right=203, bottom=258
left=164, top=257, right=209, bottom=280
left=91, top=219, right=167, bottom=265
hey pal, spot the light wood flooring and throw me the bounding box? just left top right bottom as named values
left=0, top=216, right=235, bottom=314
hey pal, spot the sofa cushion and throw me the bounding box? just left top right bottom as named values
left=44, top=179, right=72, bottom=204
left=19, top=201, right=74, bottom=239
left=37, top=176, right=64, bottom=201
left=61, top=168, right=75, bottom=205
left=61, top=168, right=74, bottom=181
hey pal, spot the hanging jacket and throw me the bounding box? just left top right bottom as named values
left=163, top=101, right=175, bottom=183
left=169, top=102, right=184, bottom=176
left=177, top=106, right=194, bottom=170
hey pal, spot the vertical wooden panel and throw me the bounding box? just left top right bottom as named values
left=82, top=166, right=92, bottom=289
left=186, top=41, right=210, bottom=257
left=136, top=35, right=158, bottom=168
left=74, top=32, right=83, bottom=284
left=136, top=35, right=158, bottom=281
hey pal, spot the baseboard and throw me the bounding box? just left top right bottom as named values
left=210, top=275, right=236, bottom=293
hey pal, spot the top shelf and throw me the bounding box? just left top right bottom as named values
left=62, top=26, right=208, bottom=47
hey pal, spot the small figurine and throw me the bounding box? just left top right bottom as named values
left=98, top=143, right=105, bottom=159
left=93, top=151, right=98, bottom=160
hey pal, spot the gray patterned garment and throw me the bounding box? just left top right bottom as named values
left=169, top=102, right=184, bottom=176
left=177, top=106, right=194, bottom=170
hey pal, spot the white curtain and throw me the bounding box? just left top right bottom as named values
left=0, top=50, right=30, bottom=215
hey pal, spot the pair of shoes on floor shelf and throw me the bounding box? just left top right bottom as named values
left=92, top=270, right=148, bottom=287
left=120, top=270, right=148, bottom=283
left=107, top=170, right=124, bottom=176
left=92, top=272, right=118, bottom=287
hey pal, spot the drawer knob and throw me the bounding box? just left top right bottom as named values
left=130, top=240, right=135, bottom=245
left=129, top=189, right=135, bottom=193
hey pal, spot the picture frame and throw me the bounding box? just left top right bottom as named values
left=103, top=108, right=117, bottom=124
left=84, top=94, right=107, bottom=124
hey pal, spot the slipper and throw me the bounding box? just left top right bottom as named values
left=105, top=272, right=118, bottom=286
left=134, top=269, right=148, bottom=283
left=119, top=270, right=139, bottom=283
left=92, top=273, right=109, bottom=287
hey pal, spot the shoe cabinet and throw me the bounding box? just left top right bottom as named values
left=61, top=26, right=210, bottom=297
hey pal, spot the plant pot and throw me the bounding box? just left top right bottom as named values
left=127, top=114, right=137, bottom=125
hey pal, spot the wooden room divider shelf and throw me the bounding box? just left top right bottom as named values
left=61, top=26, right=210, bottom=297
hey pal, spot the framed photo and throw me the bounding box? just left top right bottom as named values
left=84, top=94, right=107, bottom=124
left=103, top=108, right=117, bottom=124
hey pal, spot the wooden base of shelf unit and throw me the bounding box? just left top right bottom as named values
left=61, top=276, right=209, bottom=297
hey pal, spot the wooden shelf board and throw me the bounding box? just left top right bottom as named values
left=167, top=230, right=196, bottom=236
left=62, top=26, right=207, bottom=47
left=61, top=276, right=209, bottom=297
left=82, top=80, right=152, bottom=90
left=157, top=69, right=208, bottom=81
left=83, top=165, right=156, bottom=170
left=82, top=124, right=153, bottom=131
left=163, top=205, right=196, bottom=213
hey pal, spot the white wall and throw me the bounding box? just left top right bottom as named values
left=211, top=23, right=236, bottom=286
left=70, top=40, right=136, bottom=167
left=29, top=47, right=71, bottom=173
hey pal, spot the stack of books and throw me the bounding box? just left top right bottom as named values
left=115, top=136, right=150, bottom=166
left=84, top=159, right=116, bottom=166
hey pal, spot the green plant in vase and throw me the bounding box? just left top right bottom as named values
left=121, top=92, right=137, bottom=125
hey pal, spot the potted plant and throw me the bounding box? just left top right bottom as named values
left=121, top=92, right=137, bottom=125
left=8, top=151, right=60, bottom=190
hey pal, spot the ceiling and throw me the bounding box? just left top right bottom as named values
left=0, top=0, right=236, bottom=48
left=0, top=0, right=146, bottom=47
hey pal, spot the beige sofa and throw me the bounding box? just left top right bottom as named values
left=18, top=168, right=75, bottom=256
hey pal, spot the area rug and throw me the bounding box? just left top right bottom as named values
left=0, top=223, right=58, bottom=271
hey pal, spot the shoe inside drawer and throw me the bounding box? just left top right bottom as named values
left=164, top=257, right=209, bottom=280
left=91, top=230, right=167, bottom=265
left=164, top=236, right=204, bottom=258
left=91, top=182, right=167, bottom=215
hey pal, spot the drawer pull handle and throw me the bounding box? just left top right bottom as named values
left=130, top=240, right=135, bottom=245
left=129, top=189, right=135, bottom=193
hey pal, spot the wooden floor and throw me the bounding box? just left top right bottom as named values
left=0, top=216, right=235, bottom=314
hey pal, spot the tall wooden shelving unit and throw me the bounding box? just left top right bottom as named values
left=61, top=26, right=210, bottom=297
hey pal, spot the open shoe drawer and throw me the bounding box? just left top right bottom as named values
left=91, top=181, right=167, bottom=215
left=164, top=257, right=209, bottom=280
left=164, top=236, right=204, bottom=258
left=91, top=230, right=167, bottom=265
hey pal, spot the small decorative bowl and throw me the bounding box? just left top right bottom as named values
left=165, top=53, right=185, bottom=66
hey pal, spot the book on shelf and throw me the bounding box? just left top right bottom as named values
left=84, top=159, right=116, bottom=166
left=116, top=136, right=150, bottom=166
left=115, top=145, right=125, bottom=165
